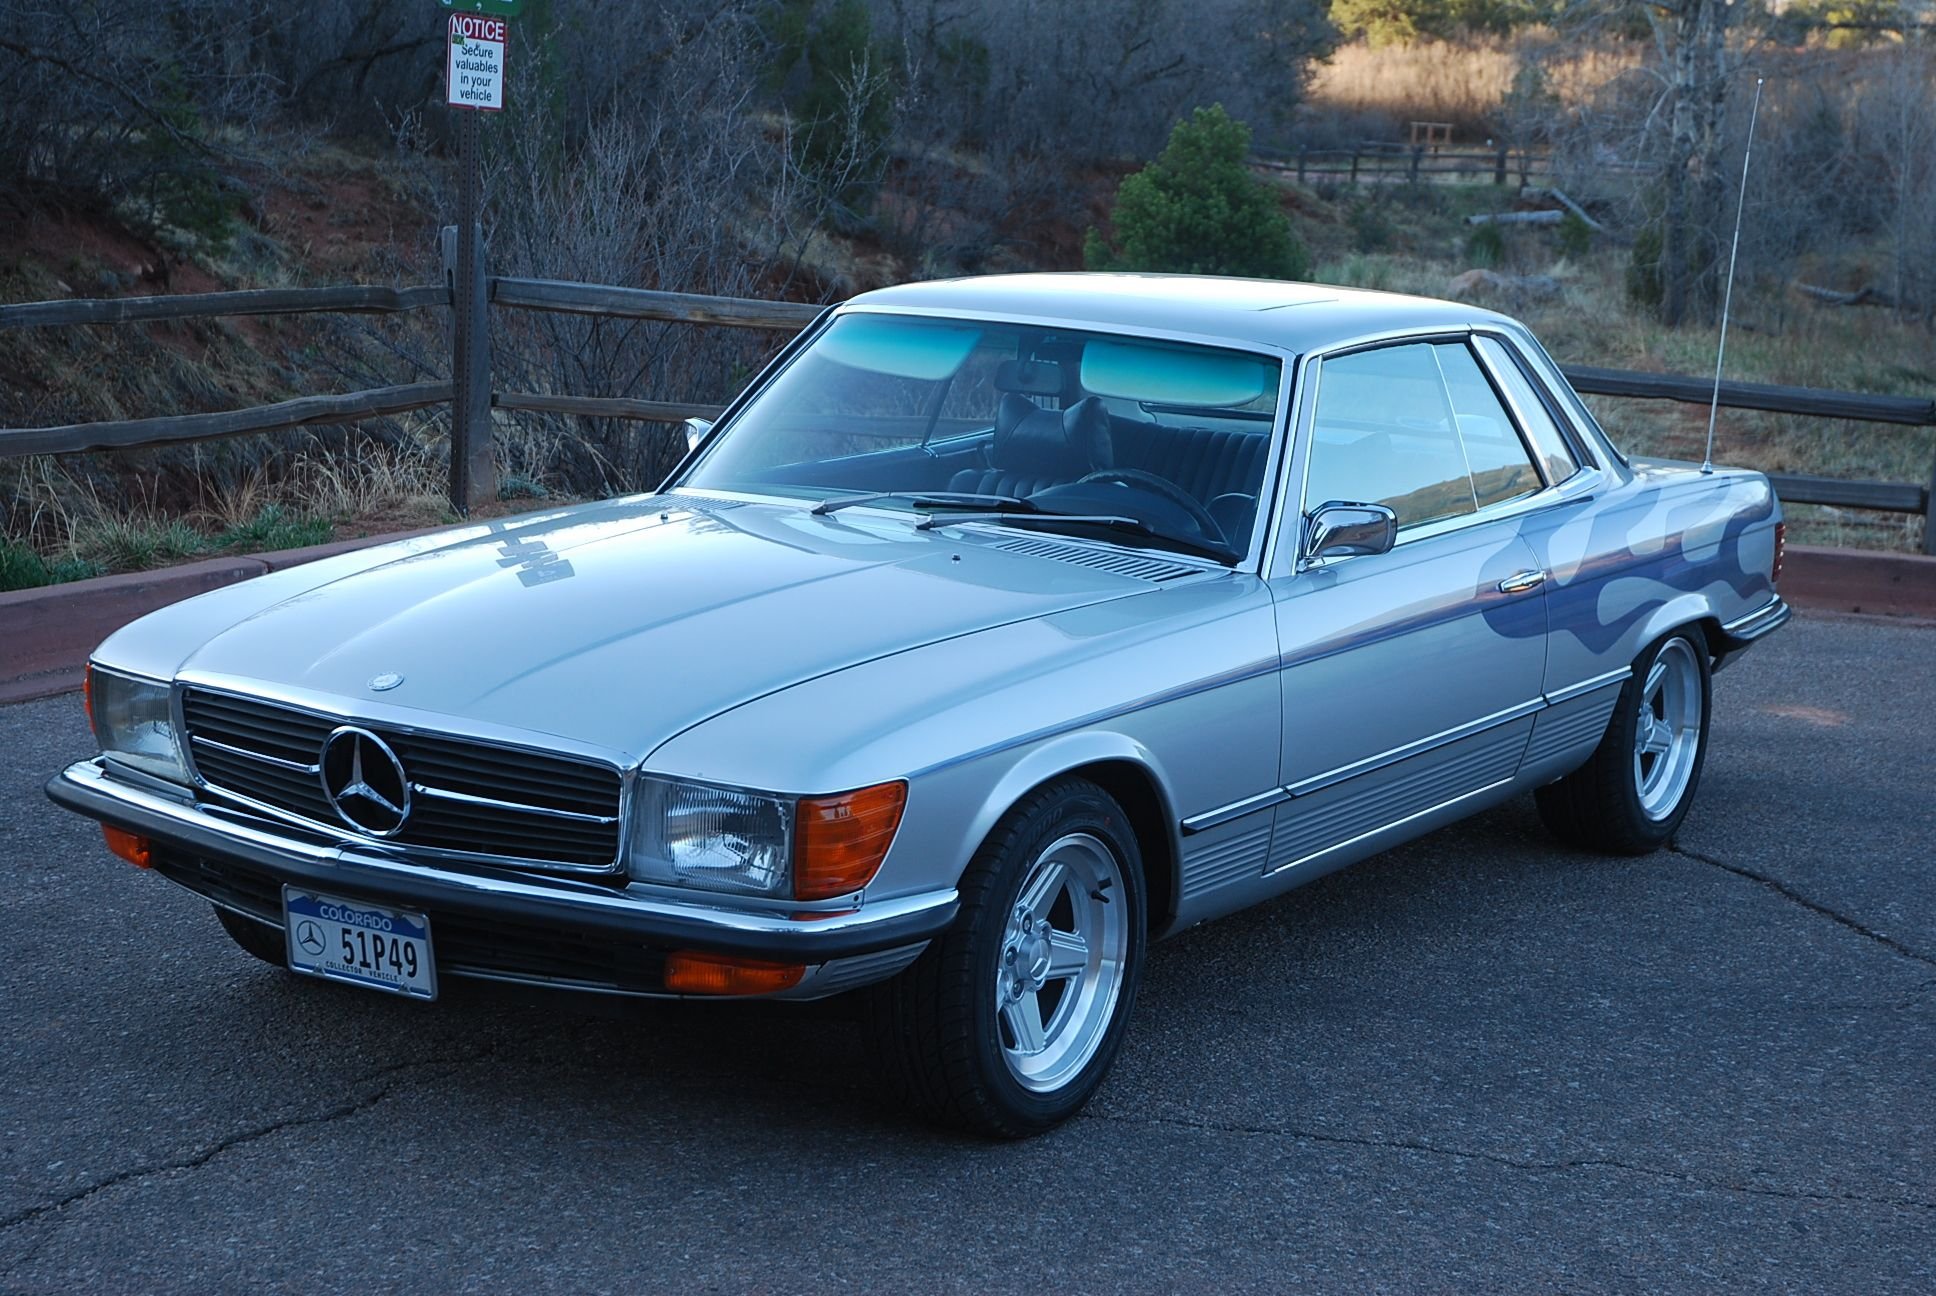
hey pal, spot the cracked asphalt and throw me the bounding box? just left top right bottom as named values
left=2, top=612, right=1931, bottom=1293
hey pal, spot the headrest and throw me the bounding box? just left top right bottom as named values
left=994, top=359, right=1065, bottom=397
left=993, top=393, right=1114, bottom=477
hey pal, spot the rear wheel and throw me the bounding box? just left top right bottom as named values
left=214, top=906, right=288, bottom=966
left=1536, top=629, right=1712, bottom=854
left=869, top=778, right=1145, bottom=1138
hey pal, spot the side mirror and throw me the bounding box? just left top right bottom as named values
left=1304, top=501, right=1397, bottom=563
left=682, top=417, right=714, bottom=452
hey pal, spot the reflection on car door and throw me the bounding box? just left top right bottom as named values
left=1265, top=339, right=1551, bottom=884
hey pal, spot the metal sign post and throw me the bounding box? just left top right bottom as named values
left=441, top=6, right=508, bottom=514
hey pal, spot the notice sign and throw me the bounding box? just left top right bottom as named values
left=447, top=13, right=506, bottom=112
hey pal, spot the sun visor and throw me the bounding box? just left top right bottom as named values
left=1079, top=340, right=1276, bottom=407
left=814, top=314, right=982, bottom=381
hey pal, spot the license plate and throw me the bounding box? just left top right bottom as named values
left=282, top=887, right=437, bottom=1000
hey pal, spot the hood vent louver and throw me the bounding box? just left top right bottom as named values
left=652, top=492, right=745, bottom=512
left=983, top=535, right=1202, bottom=583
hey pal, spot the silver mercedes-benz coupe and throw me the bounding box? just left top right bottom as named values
left=50, top=273, right=1789, bottom=1135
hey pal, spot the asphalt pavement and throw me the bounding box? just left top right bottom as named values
left=1, top=613, right=1931, bottom=1293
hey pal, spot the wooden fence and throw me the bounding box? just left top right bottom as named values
left=1, top=247, right=1931, bottom=553
left=1253, top=143, right=1555, bottom=187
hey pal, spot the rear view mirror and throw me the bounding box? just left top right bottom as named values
left=682, top=417, right=714, bottom=452
left=1304, top=501, right=1397, bottom=562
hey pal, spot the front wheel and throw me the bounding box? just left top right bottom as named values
left=1536, top=629, right=1712, bottom=854
left=869, top=779, right=1146, bottom=1138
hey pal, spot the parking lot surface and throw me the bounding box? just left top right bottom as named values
left=2, top=613, right=1931, bottom=1293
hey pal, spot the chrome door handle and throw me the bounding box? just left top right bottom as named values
left=1498, top=569, right=1547, bottom=594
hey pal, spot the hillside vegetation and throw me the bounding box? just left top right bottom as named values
left=2, top=1, right=1932, bottom=585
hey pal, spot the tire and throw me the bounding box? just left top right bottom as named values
left=1536, top=629, right=1712, bottom=855
left=214, top=905, right=289, bottom=967
left=869, top=778, right=1147, bottom=1138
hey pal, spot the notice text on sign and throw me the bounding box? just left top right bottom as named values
left=446, top=13, right=506, bottom=113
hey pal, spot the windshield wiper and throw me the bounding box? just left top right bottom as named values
left=812, top=490, right=1036, bottom=517
left=914, top=510, right=1236, bottom=564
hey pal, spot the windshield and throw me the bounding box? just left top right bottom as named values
left=680, top=312, right=1283, bottom=561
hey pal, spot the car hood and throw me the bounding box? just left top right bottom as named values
left=174, top=494, right=1156, bottom=763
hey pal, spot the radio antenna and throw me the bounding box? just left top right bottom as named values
left=1704, top=76, right=1765, bottom=475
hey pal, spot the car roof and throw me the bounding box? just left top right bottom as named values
left=842, top=272, right=1520, bottom=355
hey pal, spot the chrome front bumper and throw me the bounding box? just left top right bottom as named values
left=48, top=759, right=955, bottom=993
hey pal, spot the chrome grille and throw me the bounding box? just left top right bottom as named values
left=181, top=689, right=624, bottom=871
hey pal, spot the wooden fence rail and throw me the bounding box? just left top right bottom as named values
left=492, top=277, right=821, bottom=330
left=0, top=269, right=1929, bottom=551
left=0, top=284, right=447, bottom=330
left=1559, top=365, right=1936, bottom=426
left=0, top=382, right=453, bottom=459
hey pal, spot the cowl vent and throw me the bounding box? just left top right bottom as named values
left=983, top=535, right=1203, bottom=582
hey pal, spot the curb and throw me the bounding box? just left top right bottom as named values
left=3, top=533, right=1931, bottom=707
left=0, top=529, right=432, bottom=705
left=1781, top=545, right=1936, bottom=620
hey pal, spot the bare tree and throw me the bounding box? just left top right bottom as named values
left=1643, top=0, right=1737, bottom=326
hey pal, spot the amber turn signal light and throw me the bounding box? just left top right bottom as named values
left=793, top=780, right=907, bottom=901
left=102, top=825, right=152, bottom=869
left=82, top=663, right=94, bottom=728
left=663, top=951, right=805, bottom=996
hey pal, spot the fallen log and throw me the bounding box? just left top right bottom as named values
left=1465, top=210, right=1564, bottom=227
left=1795, top=282, right=1899, bottom=309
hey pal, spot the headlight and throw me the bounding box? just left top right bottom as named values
left=629, top=777, right=794, bottom=896
left=89, top=666, right=189, bottom=784
left=628, top=777, right=908, bottom=901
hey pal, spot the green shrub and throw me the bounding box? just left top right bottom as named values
left=1085, top=105, right=1309, bottom=280
left=1349, top=200, right=1395, bottom=253
left=1557, top=211, right=1593, bottom=259
left=1465, top=221, right=1505, bottom=268
left=211, top=505, right=330, bottom=554
left=1626, top=223, right=1664, bottom=309
left=0, top=539, right=102, bottom=592
left=78, top=518, right=209, bottom=574
left=764, top=0, right=896, bottom=207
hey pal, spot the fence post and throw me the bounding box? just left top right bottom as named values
left=1296, top=145, right=1307, bottom=185
left=1349, top=150, right=1359, bottom=185
left=446, top=111, right=495, bottom=514
left=1409, top=145, right=1423, bottom=183
left=1923, top=451, right=1936, bottom=555
left=1495, top=146, right=1508, bottom=185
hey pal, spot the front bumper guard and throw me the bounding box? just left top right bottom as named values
left=47, top=758, right=958, bottom=964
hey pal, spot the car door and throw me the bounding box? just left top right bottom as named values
left=1263, top=337, right=1553, bottom=882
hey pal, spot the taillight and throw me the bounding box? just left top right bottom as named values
left=1772, top=522, right=1786, bottom=585
left=82, top=663, right=94, bottom=729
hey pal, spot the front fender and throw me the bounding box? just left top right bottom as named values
left=951, top=729, right=1180, bottom=900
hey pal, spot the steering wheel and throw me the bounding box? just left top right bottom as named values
left=1077, top=468, right=1225, bottom=543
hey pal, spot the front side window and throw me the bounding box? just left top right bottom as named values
left=1305, top=340, right=1542, bottom=530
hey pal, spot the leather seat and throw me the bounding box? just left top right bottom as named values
left=949, top=394, right=1114, bottom=498
left=1109, top=421, right=1269, bottom=506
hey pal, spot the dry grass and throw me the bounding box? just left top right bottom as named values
left=1306, top=35, right=1644, bottom=140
